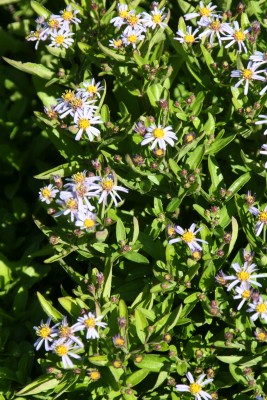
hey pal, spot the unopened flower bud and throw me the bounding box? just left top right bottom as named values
left=159, top=99, right=168, bottom=110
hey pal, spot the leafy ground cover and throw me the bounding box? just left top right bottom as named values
left=1, top=0, right=267, bottom=399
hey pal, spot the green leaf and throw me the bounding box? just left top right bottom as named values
left=34, top=161, right=79, bottom=179
left=3, top=57, right=53, bottom=80
left=135, top=309, right=149, bottom=344
left=116, top=218, right=126, bottom=242
left=227, top=172, right=251, bottom=200
left=131, top=216, right=139, bottom=245
left=227, top=217, right=238, bottom=256
left=126, top=369, right=149, bottom=386
left=208, top=155, right=224, bottom=192
left=58, top=297, right=81, bottom=317
left=123, top=252, right=149, bottom=264
left=199, top=262, right=216, bottom=291
left=146, top=83, right=163, bottom=107
left=37, top=292, right=63, bottom=321
left=31, top=0, right=50, bottom=18
left=186, top=144, right=205, bottom=170
left=16, top=375, right=58, bottom=395
left=98, top=40, right=126, bottom=62
left=88, top=355, right=109, bottom=366
left=205, top=134, right=236, bottom=155
left=134, top=354, right=168, bottom=372
left=229, top=364, right=248, bottom=385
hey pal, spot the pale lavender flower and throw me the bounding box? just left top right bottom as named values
left=176, top=371, right=213, bottom=400
left=39, top=184, right=59, bottom=204
left=169, top=223, right=208, bottom=251
left=231, top=61, right=266, bottom=95
left=255, top=115, right=267, bottom=135
left=249, top=205, right=267, bottom=236
left=247, top=296, right=267, bottom=323
left=51, top=338, right=81, bottom=368
left=33, top=318, right=59, bottom=351
left=224, top=262, right=267, bottom=291
left=72, top=312, right=107, bottom=339
left=221, top=21, right=250, bottom=53
left=141, top=124, right=177, bottom=150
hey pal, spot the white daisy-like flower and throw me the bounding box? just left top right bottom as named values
left=141, top=7, right=167, bottom=30
left=51, top=338, right=81, bottom=369
left=141, top=124, right=177, bottom=150
left=174, top=25, right=200, bottom=45
left=184, top=1, right=218, bottom=23
left=75, top=210, right=98, bottom=231
left=230, top=61, right=266, bottom=95
left=247, top=296, right=267, bottom=323
left=110, top=3, right=129, bottom=28
left=54, top=90, right=76, bottom=113
left=198, top=17, right=231, bottom=46
left=169, top=223, right=208, bottom=252
left=123, top=11, right=144, bottom=35
left=78, top=78, right=104, bottom=99
left=96, top=174, right=129, bottom=207
left=233, top=283, right=251, bottom=310
left=72, top=312, right=107, bottom=339
left=249, top=51, right=267, bottom=65
left=224, top=262, right=267, bottom=291
left=221, top=21, right=250, bottom=53
left=54, top=192, right=81, bottom=222
left=39, top=16, right=62, bottom=37
left=109, top=38, right=124, bottom=49
left=249, top=205, right=267, bottom=236
left=260, top=144, right=267, bottom=168
left=39, top=184, right=59, bottom=204
left=176, top=371, right=213, bottom=400
left=255, top=115, right=267, bottom=135
left=59, top=96, right=97, bottom=119
left=53, top=5, right=81, bottom=30
left=55, top=317, right=84, bottom=348
left=122, top=27, right=145, bottom=49
left=26, top=29, right=48, bottom=50
left=73, top=107, right=103, bottom=141
left=49, top=28, right=75, bottom=49
left=33, top=318, right=59, bottom=351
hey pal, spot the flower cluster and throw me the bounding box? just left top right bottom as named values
left=109, top=2, right=167, bottom=50
left=216, top=251, right=267, bottom=332
left=49, top=78, right=104, bottom=142
left=26, top=4, right=80, bottom=50
left=34, top=313, right=107, bottom=368
left=39, top=170, right=128, bottom=228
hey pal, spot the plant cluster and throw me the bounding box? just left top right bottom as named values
left=3, top=0, right=267, bottom=399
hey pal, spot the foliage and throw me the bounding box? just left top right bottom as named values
left=2, top=0, right=267, bottom=399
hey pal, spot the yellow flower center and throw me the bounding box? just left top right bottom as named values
left=41, top=188, right=51, bottom=198
left=114, top=39, right=122, bottom=47
left=113, top=360, right=122, bottom=368
left=84, top=219, right=95, bottom=228
left=234, top=30, right=245, bottom=41
left=242, top=289, right=251, bottom=299
left=119, top=10, right=129, bottom=19
left=55, top=344, right=68, bottom=356
left=182, top=231, right=195, bottom=243
left=189, top=382, right=202, bottom=395
left=90, top=371, right=101, bottom=380
left=184, top=34, right=195, bottom=44
left=128, top=34, right=137, bottom=43
left=84, top=317, right=96, bottom=328
left=102, top=179, right=114, bottom=191
left=59, top=326, right=72, bottom=337
left=73, top=172, right=86, bottom=183
left=115, top=337, right=125, bottom=346
left=153, top=128, right=165, bottom=138
left=63, top=90, right=75, bottom=102
left=155, top=148, right=164, bottom=156
left=259, top=211, right=267, bottom=223
left=71, top=98, right=83, bottom=109
left=127, top=14, right=139, bottom=25
left=37, top=326, right=51, bottom=338
left=49, top=19, right=60, bottom=28
left=87, top=85, right=97, bottom=93
left=210, top=21, right=221, bottom=31
left=62, top=10, right=73, bottom=21
left=257, top=332, right=267, bottom=341
left=256, top=303, right=267, bottom=313
left=55, top=35, right=65, bottom=45
left=242, top=69, right=253, bottom=80
left=66, top=198, right=78, bottom=210
left=246, top=195, right=254, bottom=205
left=237, top=271, right=250, bottom=281
left=78, top=118, right=90, bottom=130
left=192, top=250, right=202, bottom=260
left=199, top=7, right=211, bottom=16
left=167, top=226, right=175, bottom=236
left=152, top=14, right=162, bottom=24
left=185, top=134, right=194, bottom=143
